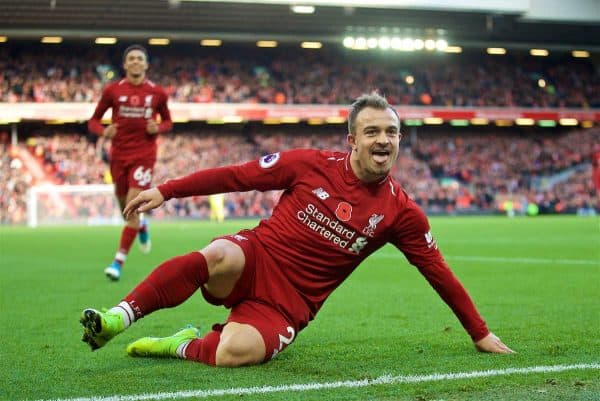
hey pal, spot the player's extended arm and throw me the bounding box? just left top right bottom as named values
left=146, top=90, right=173, bottom=135
left=88, top=89, right=113, bottom=136
left=394, top=203, right=514, bottom=353
left=123, top=188, right=164, bottom=219
left=125, top=150, right=310, bottom=217
left=155, top=93, right=173, bottom=133
left=156, top=150, right=306, bottom=200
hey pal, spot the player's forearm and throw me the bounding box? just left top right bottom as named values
left=157, top=165, right=253, bottom=200
left=87, top=118, right=106, bottom=136
left=157, top=120, right=173, bottom=134
left=420, top=263, right=489, bottom=342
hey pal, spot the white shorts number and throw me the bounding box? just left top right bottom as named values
left=271, top=326, right=295, bottom=360
left=133, top=166, right=152, bottom=187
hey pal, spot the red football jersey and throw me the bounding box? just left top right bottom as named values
left=88, top=79, right=172, bottom=162
left=159, top=149, right=489, bottom=341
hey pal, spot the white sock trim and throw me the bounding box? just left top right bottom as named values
left=115, top=251, right=128, bottom=262
left=176, top=340, right=192, bottom=359
left=109, top=301, right=135, bottom=328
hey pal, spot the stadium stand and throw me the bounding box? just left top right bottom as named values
left=1, top=41, right=598, bottom=225
left=1, top=43, right=598, bottom=107
left=3, top=123, right=598, bottom=225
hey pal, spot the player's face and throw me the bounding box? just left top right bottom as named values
left=123, top=50, right=148, bottom=80
left=348, top=106, right=401, bottom=183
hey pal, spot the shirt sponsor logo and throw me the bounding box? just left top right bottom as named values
left=297, top=203, right=355, bottom=249
left=296, top=203, right=369, bottom=253
left=259, top=152, right=280, bottom=169
left=312, top=187, right=330, bottom=200
left=362, top=214, right=384, bottom=237
left=119, top=105, right=146, bottom=118
left=349, top=237, right=368, bottom=254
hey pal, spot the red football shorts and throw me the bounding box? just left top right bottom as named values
left=201, top=230, right=311, bottom=362
left=110, top=157, right=155, bottom=197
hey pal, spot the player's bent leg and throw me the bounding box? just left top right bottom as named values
left=138, top=213, right=151, bottom=254
left=123, top=188, right=142, bottom=228
left=126, top=187, right=152, bottom=254
left=105, top=192, right=138, bottom=281
left=202, top=239, right=246, bottom=300
left=215, top=322, right=266, bottom=367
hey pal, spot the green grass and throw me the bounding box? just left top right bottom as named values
left=1, top=216, right=599, bottom=401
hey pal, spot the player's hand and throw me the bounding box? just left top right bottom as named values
left=474, top=332, right=515, bottom=354
left=146, top=119, right=159, bottom=135
left=123, top=188, right=165, bottom=219
left=103, top=124, right=118, bottom=138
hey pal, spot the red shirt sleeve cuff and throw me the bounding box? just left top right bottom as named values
left=157, top=183, right=172, bottom=200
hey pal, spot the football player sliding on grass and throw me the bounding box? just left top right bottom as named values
left=80, top=92, right=513, bottom=367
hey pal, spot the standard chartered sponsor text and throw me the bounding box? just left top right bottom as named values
left=119, top=106, right=146, bottom=118
left=297, top=203, right=355, bottom=249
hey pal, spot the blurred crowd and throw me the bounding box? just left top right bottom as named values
left=1, top=43, right=598, bottom=107
left=1, top=125, right=598, bottom=225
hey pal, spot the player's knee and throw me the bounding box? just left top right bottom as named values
left=215, top=325, right=265, bottom=367
left=215, top=339, right=263, bottom=367
left=203, top=242, right=227, bottom=267
left=125, top=212, right=139, bottom=226
left=202, top=240, right=244, bottom=277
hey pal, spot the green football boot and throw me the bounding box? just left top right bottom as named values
left=127, top=325, right=201, bottom=359
left=80, top=308, right=125, bottom=351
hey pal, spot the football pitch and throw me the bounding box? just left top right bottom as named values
left=1, top=216, right=598, bottom=401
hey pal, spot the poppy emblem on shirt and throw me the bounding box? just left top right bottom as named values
left=335, top=202, right=352, bottom=222
left=259, top=152, right=280, bottom=169
left=130, top=95, right=140, bottom=106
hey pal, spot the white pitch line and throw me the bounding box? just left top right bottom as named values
left=376, top=253, right=599, bottom=266
left=34, top=363, right=600, bottom=401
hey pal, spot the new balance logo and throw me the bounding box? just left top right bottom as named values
left=312, top=187, right=330, bottom=200
left=118, top=96, right=128, bottom=102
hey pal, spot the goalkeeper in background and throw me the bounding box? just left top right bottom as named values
left=88, top=44, right=173, bottom=281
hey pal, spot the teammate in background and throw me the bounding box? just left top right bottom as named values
left=80, top=93, right=513, bottom=367
left=88, top=44, right=173, bottom=281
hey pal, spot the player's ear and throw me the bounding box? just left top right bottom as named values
left=347, top=133, right=356, bottom=150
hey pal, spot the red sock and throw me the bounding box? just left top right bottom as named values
left=123, top=251, right=209, bottom=319
left=185, top=330, right=220, bottom=366
left=118, top=226, right=138, bottom=254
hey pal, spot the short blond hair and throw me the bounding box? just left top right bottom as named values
left=348, top=92, right=400, bottom=135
